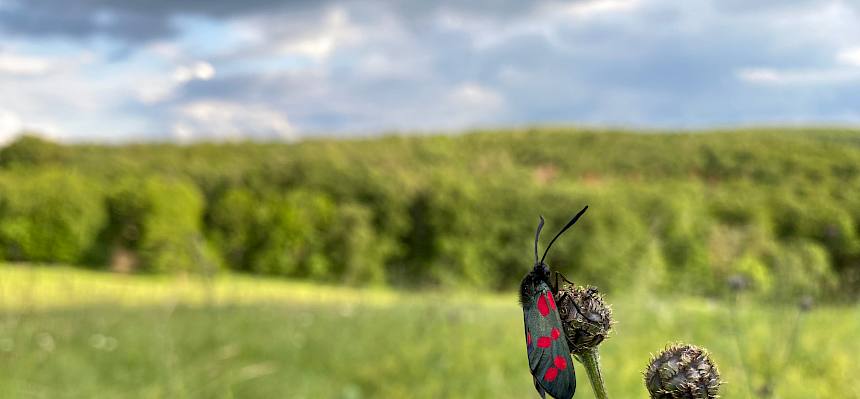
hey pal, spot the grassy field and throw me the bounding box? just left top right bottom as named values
left=0, top=265, right=858, bottom=398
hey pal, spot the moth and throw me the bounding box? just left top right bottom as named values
left=519, top=206, right=588, bottom=399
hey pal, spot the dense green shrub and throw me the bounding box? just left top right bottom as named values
left=766, top=239, right=835, bottom=299
left=0, top=170, right=105, bottom=263
left=326, top=203, right=393, bottom=285
left=97, top=176, right=217, bottom=273
left=0, top=134, right=67, bottom=168
left=247, top=189, right=336, bottom=279
left=207, top=187, right=262, bottom=271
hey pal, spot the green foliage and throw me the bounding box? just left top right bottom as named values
left=0, top=134, right=67, bottom=168
left=0, top=170, right=105, bottom=263
left=98, top=176, right=216, bottom=273
left=2, top=129, right=860, bottom=298
left=208, top=188, right=392, bottom=284
left=250, top=189, right=336, bottom=278
left=765, top=239, right=835, bottom=299
left=326, top=203, right=393, bottom=285
left=207, top=187, right=261, bottom=271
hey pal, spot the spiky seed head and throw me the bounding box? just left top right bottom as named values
left=644, top=344, right=721, bottom=399
left=555, top=284, right=613, bottom=353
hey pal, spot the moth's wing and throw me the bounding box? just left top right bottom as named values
left=523, top=281, right=576, bottom=399
left=524, top=314, right=547, bottom=398
left=532, top=377, right=546, bottom=399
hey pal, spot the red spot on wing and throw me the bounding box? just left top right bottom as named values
left=527, top=331, right=532, bottom=346
left=548, top=293, right=556, bottom=310
left=537, top=336, right=551, bottom=348
left=537, top=294, right=549, bottom=316
left=544, top=366, right=559, bottom=382
left=554, top=355, right=568, bottom=370
left=551, top=327, right=560, bottom=340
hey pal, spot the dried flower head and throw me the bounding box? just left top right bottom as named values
left=555, top=284, right=613, bottom=353
left=644, top=344, right=721, bottom=399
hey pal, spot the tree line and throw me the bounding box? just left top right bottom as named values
left=1, top=128, right=859, bottom=300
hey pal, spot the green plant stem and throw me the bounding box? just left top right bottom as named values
left=577, top=347, right=610, bottom=399
left=729, top=292, right=754, bottom=398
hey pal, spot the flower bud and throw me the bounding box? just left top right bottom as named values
left=644, top=344, right=721, bottom=399
left=555, top=284, right=613, bottom=353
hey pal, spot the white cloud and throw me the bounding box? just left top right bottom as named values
left=736, top=68, right=783, bottom=84
left=0, top=52, right=53, bottom=76
left=355, top=50, right=432, bottom=80
left=180, top=61, right=215, bottom=81
left=146, top=41, right=185, bottom=60
left=546, top=0, right=641, bottom=19
left=436, top=0, right=643, bottom=51
left=837, top=47, right=860, bottom=66
left=0, top=44, right=173, bottom=141
left=171, top=100, right=295, bottom=142
left=282, top=35, right=336, bottom=60
left=374, top=82, right=509, bottom=130
left=450, top=83, right=504, bottom=110
left=737, top=66, right=860, bottom=85
left=274, top=7, right=363, bottom=61
left=138, top=61, right=216, bottom=104
left=0, top=108, right=22, bottom=144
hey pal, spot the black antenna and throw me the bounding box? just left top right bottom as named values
left=534, top=215, right=545, bottom=265
left=540, top=205, right=588, bottom=265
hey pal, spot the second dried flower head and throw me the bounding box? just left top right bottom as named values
left=644, top=343, right=721, bottom=399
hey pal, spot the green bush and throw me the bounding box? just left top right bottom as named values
left=766, top=239, right=835, bottom=299
left=326, top=203, right=394, bottom=285
left=98, top=176, right=216, bottom=273
left=249, top=189, right=336, bottom=279
left=207, top=187, right=262, bottom=271
left=0, top=134, right=67, bottom=168
left=0, top=170, right=105, bottom=263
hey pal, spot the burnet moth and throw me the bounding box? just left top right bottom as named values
left=519, top=206, right=588, bottom=399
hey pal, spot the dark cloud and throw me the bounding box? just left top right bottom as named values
left=0, top=0, right=328, bottom=42
left=0, top=0, right=554, bottom=43
left=3, top=0, right=860, bottom=141
left=159, top=0, right=860, bottom=134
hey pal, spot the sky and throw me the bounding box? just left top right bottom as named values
left=1, top=0, right=860, bottom=143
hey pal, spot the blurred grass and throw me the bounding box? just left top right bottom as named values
left=1, top=264, right=858, bottom=398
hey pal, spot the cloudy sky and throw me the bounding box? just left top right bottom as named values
left=1, top=0, right=860, bottom=142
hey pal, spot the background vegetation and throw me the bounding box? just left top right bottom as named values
left=2, top=128, right=860, bottom=398
left=3, top=128, right=859, bottom=300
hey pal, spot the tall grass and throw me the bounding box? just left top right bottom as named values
left=0, top=264, right=858, bottom=398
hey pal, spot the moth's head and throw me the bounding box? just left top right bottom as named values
left=533, top=261, right=550, bottom=281
left=519, top=265, right=546, bottom=306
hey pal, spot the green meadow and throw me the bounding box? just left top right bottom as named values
left=1, top=265, right=857, bottom=399
left=3, top=129, right=860, bottom=397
